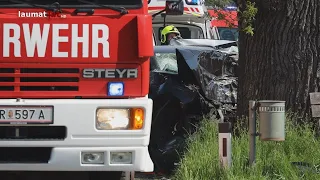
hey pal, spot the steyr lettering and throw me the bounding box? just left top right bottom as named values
left=83, top=69, right=138, bottom=78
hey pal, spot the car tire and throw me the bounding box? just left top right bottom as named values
left=88, top=171, right=123, bottom=180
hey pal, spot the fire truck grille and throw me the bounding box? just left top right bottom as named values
left=0, top=68, right=79, bottom=91
left=0, top=126, right=67, bottom=140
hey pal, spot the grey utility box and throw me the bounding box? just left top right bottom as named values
left=258, top=100, right=286, bottom=141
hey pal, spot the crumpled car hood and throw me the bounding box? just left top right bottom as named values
left=151, top=46, right=238, bottom=104
left=176, top=47, right=238, bottom=104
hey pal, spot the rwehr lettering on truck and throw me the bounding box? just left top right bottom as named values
left=2, top=23, right=110, bottom=58
left=0, top=0, right=154, bottom=180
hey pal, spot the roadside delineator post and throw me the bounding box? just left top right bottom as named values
left=248, top=101, right=257, bottom=166
left=124, top=171, right=135, bottom=180
left=248, top=100, right=286, bottom=166
left=218, top=122, right=232, bottom=168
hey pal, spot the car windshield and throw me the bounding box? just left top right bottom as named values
left=0, top=0, right=142, bottom=7
left=218, top=27, right=238, bottom=41
left=151, top=52, right=178, bottom=74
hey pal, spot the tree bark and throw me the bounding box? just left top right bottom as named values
left=236, top=0, right=320, bottom=118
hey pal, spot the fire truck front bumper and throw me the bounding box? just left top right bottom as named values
left=0, top=98, right=154, bottom=172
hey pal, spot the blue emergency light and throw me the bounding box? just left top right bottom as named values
left=107, top=82, right=124, bottom=96
left=185, top=0, right=198, bottom=5
left=225, top=6, right=237, bottom=10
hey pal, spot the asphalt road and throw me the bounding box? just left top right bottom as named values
left=0, top=172, right=92, bottom=180
left=0, top=172, right=170, bottom=180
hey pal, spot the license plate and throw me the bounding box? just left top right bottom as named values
left=0, top=106, right=53, bottom=124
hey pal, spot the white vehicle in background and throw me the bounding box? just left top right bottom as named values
left=148, top=0, right=220, bottom=45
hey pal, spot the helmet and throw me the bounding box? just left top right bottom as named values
left=161, top=25, right=181, bottom=44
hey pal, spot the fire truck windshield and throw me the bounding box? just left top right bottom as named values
left=0, top=0, right=142, bottom=7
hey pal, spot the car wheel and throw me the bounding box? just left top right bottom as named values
left=88, top=171, right=122, bottom=180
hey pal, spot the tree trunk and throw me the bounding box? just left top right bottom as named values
left=236, top=0, right=320, bottom=118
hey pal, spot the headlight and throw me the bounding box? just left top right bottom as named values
left=96, top=108, right=144, bottom=130
left=96, top=109, right=130, bottom=130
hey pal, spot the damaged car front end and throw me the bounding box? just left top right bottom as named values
left=148, top=45, right=238, bottom=174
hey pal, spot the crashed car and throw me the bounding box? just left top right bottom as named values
left=169, top=38, right=238, bottom=56
left=148, top=44, right=238, bottom=174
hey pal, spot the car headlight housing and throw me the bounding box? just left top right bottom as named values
left=96, top=108, right=144, bottom=130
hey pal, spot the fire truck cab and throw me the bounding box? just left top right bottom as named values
left=0, top=0, right=154, bottom=179
left=148, top=0, right=219, bottom=45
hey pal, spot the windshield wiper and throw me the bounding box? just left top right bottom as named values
left=77, top=0, right=128, bottom=15
left=9, top=0, right=61, bottom=12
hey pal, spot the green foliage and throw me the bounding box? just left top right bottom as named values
left=239, top=1, right=258, bottom=36
left=172, top=115, right=320, bottom=179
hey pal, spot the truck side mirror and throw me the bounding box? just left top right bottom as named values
left=165, top=0, right=184, bottom=15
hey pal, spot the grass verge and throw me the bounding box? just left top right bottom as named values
left=172, top=116, right=320, bottom=180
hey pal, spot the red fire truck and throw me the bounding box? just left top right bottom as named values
left=208, top=6, right=238, bottom=41
left=0, top=0, right=154, bottom=179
